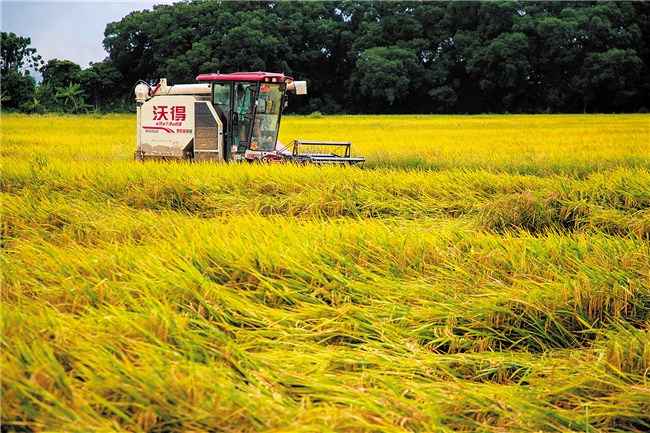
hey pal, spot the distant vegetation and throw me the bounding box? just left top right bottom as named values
left=2, top=113, right=649, bottom=431
left=2, top=1, right=649, bottom=114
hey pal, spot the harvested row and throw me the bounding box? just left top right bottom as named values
left=3, top=161, right=649, bottom=237
left=5, top=214, right=649, bottom=343
left=4, top=215, right=650, bottom=432
left=3, top=216, right=649, bottom=431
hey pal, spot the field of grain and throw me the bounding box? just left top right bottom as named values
left=2, top=113, right=649, bottom=432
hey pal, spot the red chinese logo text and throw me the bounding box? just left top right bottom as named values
left=153, top=105, right=186, bottom=121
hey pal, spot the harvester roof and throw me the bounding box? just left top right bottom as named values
left=196, top=72, right=293, bottom=83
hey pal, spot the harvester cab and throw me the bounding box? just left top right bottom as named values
left=134, top=72, right=364, bottom=165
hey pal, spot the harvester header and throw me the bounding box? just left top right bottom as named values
left=134, top=72, right=362, bottom=165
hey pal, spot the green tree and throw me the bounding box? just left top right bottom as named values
left=351, top=46, right=422, bottom=111
left=1, top=31, right=43, bottom=75
left=99, top=0, right=650, bottom=114
left=55, top=83, right=90, bottom=113
left=34, top=82, right=58, bottom=112
left=581, top=48, right=644, bottom=112
left=1, top=32, right=42, bottom=111
left=104, top=8, right=158, bottom=84
left=1, top=70, right=36, bottom=112
left=41, top=59, right=82, bottom=89
left=275, top=0, right=351, bottom=113
left=77, top=60, right=125, bottom=110
left=39, top=59, right=89, bottom=112
left=467, top=32, right=532, bottom=111
left=520, top=1, right=646, bottom=112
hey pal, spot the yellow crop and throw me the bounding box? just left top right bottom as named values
left=2, top=113, right=649, bottom=432
left=280, top=114, right=649, bottom=173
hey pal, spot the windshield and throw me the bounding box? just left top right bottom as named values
left=250, top=84, right=283, bottom=152
left=234, top=83, right=257, bottom=153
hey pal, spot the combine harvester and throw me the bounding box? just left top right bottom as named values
left=134, top=72, right=364, bottom=165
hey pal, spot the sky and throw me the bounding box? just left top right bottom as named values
left=2, top=0, right=175, bottom=79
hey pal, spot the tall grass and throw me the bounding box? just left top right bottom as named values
left=2, top=113, right=649, bottom=432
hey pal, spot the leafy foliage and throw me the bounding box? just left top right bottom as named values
left=54, top=83, right=91, bottom=113
left=0, top=32, right=41, bottom=111
left=2, top=1, right=650, bottom=113
left=0, top=31, right=43, bottom=75
left=1, top=69, right=36, bottom=112
left=100, top=1, right=648, bottom=114
left=41, top=59, right=82, bottom=90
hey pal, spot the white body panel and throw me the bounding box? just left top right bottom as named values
left=158, top=84, right=212, bottom=95
left=137, top=94, right=223, bottom=160
left=153, top=78, right=211, bottom=96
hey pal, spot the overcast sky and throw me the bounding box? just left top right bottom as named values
left=2, top=0, right=175, bottom=78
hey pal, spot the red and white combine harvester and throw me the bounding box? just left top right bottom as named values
left=134, top=72, right=364, bottom=165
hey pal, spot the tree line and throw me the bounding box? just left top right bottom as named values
left=1, top=32, right=127, bottom=114
left=2, top=1, right=649, bottom=114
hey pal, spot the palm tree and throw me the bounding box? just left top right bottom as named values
left=55, top=83, right=90, bottom=113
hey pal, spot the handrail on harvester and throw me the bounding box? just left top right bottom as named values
left=286, top=140, right=365, bottom=166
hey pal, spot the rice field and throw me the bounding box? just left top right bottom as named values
left=2, top=113, right=649, bottom=432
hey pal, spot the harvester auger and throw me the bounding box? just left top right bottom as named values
left=134, top=72, right=364, bottom=165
